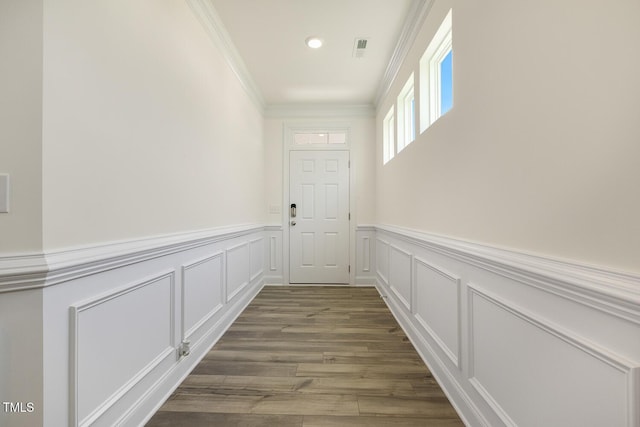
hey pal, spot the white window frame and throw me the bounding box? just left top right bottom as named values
left=382, top=107, right=395, bottom=164
left=420, top=9, right=453, bottom=133
left=397, top=73, right=415, bottom=153
left=293, top=131, right=348, bottom=145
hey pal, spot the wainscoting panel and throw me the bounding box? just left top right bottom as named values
left=70, top=272, right=175, bottom=426
left=2, top=225, right=269, bottom=427
left=469, top=284, right=634, bottom=427
left=226, top=242, right=250, bottom=302
left=264, top=225, right=283, bottom=284
left=373, top=225, right=640, bottom=427
left=389, top=244, right=412, bottom=311
left=355, top=226, right=376, bottom=285
left=250, top=238, right=264, bottom=282
left=4, top=223, right=639, bottom=427
left=362, top=237, right=371, bottom=272
left=414, top=257, right=461, bottom=369
left=375, top=238, right=389, bottom=286
left=181, top=252, right=224, bottom=343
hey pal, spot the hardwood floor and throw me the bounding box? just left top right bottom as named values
left=146, top=286, right=464, bottom=426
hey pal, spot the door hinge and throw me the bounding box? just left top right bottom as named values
left=349, top=212, right=351, bottom=220
left=348, top=160, right=351, bottom=168
left=348, top=265, right=351, bottom=273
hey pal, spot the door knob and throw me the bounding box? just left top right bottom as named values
left=291, top=221, right=296, bottom=226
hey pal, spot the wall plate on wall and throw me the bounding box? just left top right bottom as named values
left=0, top=174, right=9, bottom=213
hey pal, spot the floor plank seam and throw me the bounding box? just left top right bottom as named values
left=146, top=286, right=464, bottom=426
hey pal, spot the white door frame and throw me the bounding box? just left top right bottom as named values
left=282, top=122, right=356, bottom=285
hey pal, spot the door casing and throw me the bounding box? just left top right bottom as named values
left=282, top=122, right=356, bottom=285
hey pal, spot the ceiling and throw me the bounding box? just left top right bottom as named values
left=208, top=0, right=416, bottom=107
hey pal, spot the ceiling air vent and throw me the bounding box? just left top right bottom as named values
left=353, top=37, right=369, bottom=58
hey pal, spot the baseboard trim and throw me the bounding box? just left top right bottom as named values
left=374, top=224, right=640, bottom=427
left=124, top=279, right=265, bottom=426
left=376, top=280, right=488, bottom=427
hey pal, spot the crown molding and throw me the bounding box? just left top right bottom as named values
left=374, top=0, right=434, bottom=108
left=264, top=103, right=376, bottom=119
left=186, top=0, right=265, bottom=112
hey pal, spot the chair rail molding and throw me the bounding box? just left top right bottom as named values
left=372, top=223, right=640, bottom=427
left=0, top=224, right=265, bottom=293
left=375, top=224, right=640, bottom=323
left=0, top=224, right=268, bottom=427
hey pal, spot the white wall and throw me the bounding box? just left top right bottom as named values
left=376, top=0, right=640, bottom=274
left=41, top=0, right=265, bottom=251
left=372, top=1, right=640, bottom=425
left=0, top=289, right=43, bottom=427
left=0, top=0, right=44, bottom=254
left=264, top=115, right=376, bottom=226
left=2, top=2, right=271, bottom=426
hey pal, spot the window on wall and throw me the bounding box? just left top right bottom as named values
left=397, top=73, right=415, bottom=153
left=294, top=131, right=347, bottom=145
left=420, top=9, right=453, bottom=133
left=382, top=107, right=395, bottom=164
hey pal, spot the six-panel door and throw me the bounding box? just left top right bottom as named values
left=289, top=150, right=350, bottom=283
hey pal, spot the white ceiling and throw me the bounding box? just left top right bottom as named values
left=208, top=0, right=416, bottom=107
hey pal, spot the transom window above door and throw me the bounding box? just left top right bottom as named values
left=293, top=131, right=347, bottom=145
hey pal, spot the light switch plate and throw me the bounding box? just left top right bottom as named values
left=0, top=174, right=9, bottom=213
left=269, top=204, right=281, bottom=215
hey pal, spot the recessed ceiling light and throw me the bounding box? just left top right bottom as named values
left=305, top=37, right=323, bottom=49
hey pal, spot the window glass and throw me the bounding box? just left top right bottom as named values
left=397, top=74, right=415, bottom=152
left=383, top=107, right=395, bottom=164
left=294, top=132, right=346, bottom=145
left=440, top=50, right=453, bottom=115
left=419, top=9, right=453, bottom=133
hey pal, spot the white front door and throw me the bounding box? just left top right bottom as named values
left=289, top=150, right=350, bottom=284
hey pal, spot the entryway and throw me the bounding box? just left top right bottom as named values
left=289, top=150, right=350, bottom=284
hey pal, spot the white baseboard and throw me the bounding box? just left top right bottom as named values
left=373, top=225, right=640, bottom=427
left=2, top=223, right=638, bottom=426
left=0, top=225, right=268, bottom=427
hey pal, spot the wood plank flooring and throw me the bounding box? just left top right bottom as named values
left=146, top=286, right=464, bottom=426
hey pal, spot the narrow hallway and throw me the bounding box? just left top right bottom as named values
left=147, top=286, right=463, bottom=426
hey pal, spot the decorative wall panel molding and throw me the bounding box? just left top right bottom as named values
left=0, top=224, right=265, bottom=292
left=0, top=252, right=48, bottom=292
left=264, top=225, right=283, bottom=284
left=468, top=284, right=638, bottom=427
left=414, top=257, right=461, bottom=369
left=355, top=226, right=376, bottom=285
left=389, top=244, right=412, bottom=311
left=270, top=236, right=277, bottom=271
left=250, top=238, right=265, bottom=282
left=374, top=224, right=640, bottom=427
left=3, top=223, right=639, bottom=426
left=69, top=272, right=176, bottom=427
left=362, top=237, right=371, bottom=272
left=0, top=225, right=268, bottom=427
left=181, top=252, right=224, bottom=343
left=226, top=242, right=251, bottom=302
left=376, top=224, right=640, bottom=325
left=375, top=238, right=389, bottom=286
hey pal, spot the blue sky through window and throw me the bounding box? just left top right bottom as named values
left=440, top=50, right=453, bottom=114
